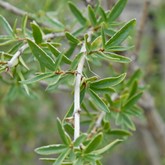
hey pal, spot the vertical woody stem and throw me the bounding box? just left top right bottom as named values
left=73, top=31, right=92, bottom=141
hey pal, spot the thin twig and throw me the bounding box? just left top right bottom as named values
left=89, top=93, right=118, bottom=137
left=134, top=0, right=150, bottom=57
left=131, top=0, right=165, bottom=158
left=137, top=126, right=161, bottom=165
left=7, top=32, right=65, bottom=68
left=0, top=0, right=34, bottom=19
left=73, top=30, right=92, bottom=141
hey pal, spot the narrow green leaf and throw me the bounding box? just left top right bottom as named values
left=8, top=42, right=22, bottom=54
left=0, top=15, right=14, bottom=37
left=31, top=21, right=43, bottom=44
left=84, top=133, right=103, bottom=153
left=90, top=73, right=126, bottom=89
left=107, top=45, right=134, bottom=52
left=122, top=114, right=136, bottom=130
left=93, top=139, right=123, bottom=155
left=99, top=6, right=107, bottom=22
left=27, top=39, right=55, bottom=71
left=91, top=36, right=102, bottom=51
left=85, top=34, right=91, bottom=52
left=89, top=89, right=110, bottom=113
left=104, top=28, right=116, bottom=36
left=53, top=148, right=71, bottom=165
left=127, top=69, right=142, bottom=86
left=108, top=0, right=127, bottom=23
left=73, top=158, right=83, bottom=165
left=39, top=158, right=56, bottom=162
left=109, top=129, right=132, bottom=136
left=123, top=92, right=143, bottom=110
left=17, top=70, right=30, bottom=95
left=57, top=118, right=71, bottom=145
left=35, top=144, right=67, bottom=155
left=48, top=43, right=60, bottom=57
left=65, top=32, right=80, bottom=45
left=13, top=18, right=18, bottom=34
left=127, top=106, right=143, bottom=117
left=74, top=134, right=87, bottom=147
left=20, top=72, right=54, bottom=84
left=0, top=39, right=16, bottom=46
left=54, top=53, right=63, bottom=71
left=22, top=15, right=28, bottom=35
left=65, top=44, right=77, bottom=58
left=83, top=153, right=100, bottom=163
left=96, top=160, right=102, bottom=165
left=105, top=19, right=136, bottom=48
left=72, top=27, right=86, bottom=37
left=46, top=74, right=62, bottom=89
left=68, top=2, right=87, bottom=26
left=128, top=81, right=138, bottom=98
left=88, top=5, right=97, bottom=26
left=90, top=87, right=115, bottom=94
left=48, top=44, right=71, bottom=64
left=46, top=13, right=65, bottom=30
left=97, top=52, right=131, bottom=63
left=40, top=158, right=72, bottom=165
left=0, top=35, right=12, bottom=41
left=19, top=56, right=29, bottom=70
left=64, top=123, right=74, bottom=137
left=69, top=52, right=83, bottom=70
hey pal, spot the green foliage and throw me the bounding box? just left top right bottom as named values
left=0, top=0, right=143, bottom=164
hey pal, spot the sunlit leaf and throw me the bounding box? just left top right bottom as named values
left=31, top=21, right=43, bottom=44
left=53, top=148, right=71, bottom=165
left=109, top=129, right=132, bottom=136
left=48, top=44, right=71, bottom=64
left=74, top=134, right=87, bottom=147
left=27, top=39, right=55, bottom=71
left=69, top=52, right=83, bottom=70
left=99, top=6, right=107, bottom=22
left=107, top=0, right=127, bottom=23
left=0, top=15, right=14, bottom=37
left=35, top=144, right=67, bottom=155
left=57, top=118, right=71, bottom=145
left=88, top=5, right=97, bottom=26
left=20, top=72, right=54, bottom=84
left=105, top=19, right=136, bottom=48
left=89, top=89, right=110, bottom=113
left=90, top=73, right=126, bottom=89
left=22, top=15, right=28, bottom=35
left=91, top=36, right=102, bottom=51
left=84, top=133, right=103, bottom=153
left=68, top=2, right=87, bottom=26
left=122, top=92, right=143, bottom=110
left=93, top=139, right=123, bottom=155
left=65, top=32, right=80, bottom=45
left=46, top=13, right=65, bottom=30
left=17, top=70, right=30, bottom=95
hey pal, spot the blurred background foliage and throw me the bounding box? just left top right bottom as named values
left=0, top=0, right=165, bottom=165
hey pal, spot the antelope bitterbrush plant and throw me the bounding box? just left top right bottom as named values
left=0, top=0, right=144, bottom=164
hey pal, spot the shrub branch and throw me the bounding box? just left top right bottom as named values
left=7, top=32, right=64, bottom=68
left=73, top=30, right=92, bottom=141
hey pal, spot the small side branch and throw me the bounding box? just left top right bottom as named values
left=135, top=0, right=150, bottom=57
left=7, top=32, right=64, bottom=68
left=0, top=0, right=33, bottom=18
left=89, top=93, right=118, bottom=137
